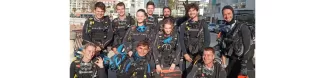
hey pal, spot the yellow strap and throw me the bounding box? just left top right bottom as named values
left=74, top=74, right=77, bottom=78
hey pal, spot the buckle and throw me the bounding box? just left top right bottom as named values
left=161, top=44, right=172, bottom=50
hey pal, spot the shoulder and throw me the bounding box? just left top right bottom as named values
left=112, top=18, right=118, bottom=22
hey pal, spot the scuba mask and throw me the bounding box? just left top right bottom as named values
left=137, top=25, right=147, bottom=32
left=117, top=44, right=126, bottom=54
left=219, top=25, right=231, bottom=33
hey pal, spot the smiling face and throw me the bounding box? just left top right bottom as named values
left=136, top=11, right=147, bottom=23
left=136, top=45, right=149, bottom=57
left=94, top=7, right=105, bottom=19
left=146, top=5, right=155, bottom=15
left=116, top=5, right=125, bottom=17
left=83, top=46, right=96, bottom=61
left=163, top=8, right=171, bottom=17
left=223, top=9, right=233, bottom=23
left=188, top=8, right=198, bottom=19
left=203, top=50, right=215, bottom=65
left=163, top=23, right=173, bottom=35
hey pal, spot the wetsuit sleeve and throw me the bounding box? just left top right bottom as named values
left=186, top=64, right=198, bottom=78
left=152, top=34, right=160, bottom=65
left=103, top=18, right=114, bottom=48
left=98, top=67, right=108, bottom=78
left=179, top=24, right=188, bottom=55
left=241, top=24, right=251, bottom=56
left=70, top=62, right=76, bottom=78
left=82, top=20, right=91, bottom=45
left=122, top=28, right=133, bottom=52
left=239, top=24, right=252, bottom=75
left=112, top=19, right=118, bottom=46
left=203, top=21, right=211, bottom=48
left=173, top=38, right=181, bottom=65
left=122, top=28, right=131, bottom=44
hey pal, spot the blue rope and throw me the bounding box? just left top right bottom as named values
left=125, top=62, right=131, bottom=72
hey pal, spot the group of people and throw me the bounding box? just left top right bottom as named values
left=70, top=1, right=255, bottom=78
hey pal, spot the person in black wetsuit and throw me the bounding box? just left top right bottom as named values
left=70, top=43, right=107, bottom=78
left=116, top=41, right=155, bottom=78
left=82, top=2, right=113, bottom=58
left=186, top=47, right=227, bottom=78
left=218, top=5, right=253, bottom=78
left=178, top=3, right=211, bottom=72
left=145, top=1, right=159, bottom=33
left=112, top=2, right=135, bottom=47
left=152, top=18, right=181, bottom=72
left=122, top=9, right=155, bottom=58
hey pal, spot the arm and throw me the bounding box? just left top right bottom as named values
left=203, top=21, right=211, bottom=48
left=186, top=64, right=198, bottom=78
left=152, top=34, right=160, bottom=65
left=241, top=25, right=252, bottom=56
left=103, top=18, right=114, bottom=48
left=172, top=38, right=181, bottom=65
left=82, top=20, right=91, bottom=45
left=97, top=67, right=108, bottom=78
left=239, top=24, right=252, bottom=75
left=70, top=62, right=76, bottom=78
left=179, top=24, right=187, bottom=55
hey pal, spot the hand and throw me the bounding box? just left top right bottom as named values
left=184, top=54, right=193, bottom=62
left=169, top=64, right=176, bottom=71
left=96, top=46, right=102, bottom=52
left=128, top=51, right=133, bottom=57
left=95, top=57, right=104, bottom=68
left=156, top=65, right=162, bottom=73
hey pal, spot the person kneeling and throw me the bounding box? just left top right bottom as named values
left=186, top=47, right=227, bottom=78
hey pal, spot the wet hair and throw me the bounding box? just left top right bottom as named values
left=163, top=7, right=172, bottom=13
left=188, top=3, right=199, bottom=11
left=116, top=2, right=125, bottom=9
left=137, top=9, right=148, bottom=17
left=146, top=1, right=155, bottom=8
left=94, top=2, right=106, bottom=11
left=84, top=43, right=96, bottom=49
left=204, top=47, right=215, bottom=54
left=137, top=41, right=150, bottom=48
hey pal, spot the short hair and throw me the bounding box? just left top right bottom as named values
left=116, top=2, right=125, bottom=9
left=222, top=5, right=234, bottom=14
left=188, top=3, right=199, bottom=11
left=163, top=7, right=171, bottom=12
left=146, top=1, right=155, bottom=8
left=94, top=2, right=106, bottom=11
left=84, top=43, right=96, bottom=49
left=111, top=45, right=118, bottom=50
left=204, top=47, right=215, bottom=54
left=137, top=41, right=150, bottom=48
left=137, top=9, right=148, bottom=17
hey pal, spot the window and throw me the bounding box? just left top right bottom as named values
left=131, top=4, right=135, bottom=7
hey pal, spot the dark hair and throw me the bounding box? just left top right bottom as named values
left=188, top=3, right=199, bottom=11
left=146, top=1, right=155, bottom=8
left=116, top=2, right=125, bottom=9
left=204, top=47, right=215, bottom=54
left=137, top=9, right=148, bottom=17
left=137, top=41, right=150, bottom=48
left=111, top=45, right=118, bottom=50
left=94, top=2, right=106, bottom=11
left=163, top=7, right=171, bottom=13
left=222, top=5, right=234, bottom=14
left=84, top=43, right=96, bottom=49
